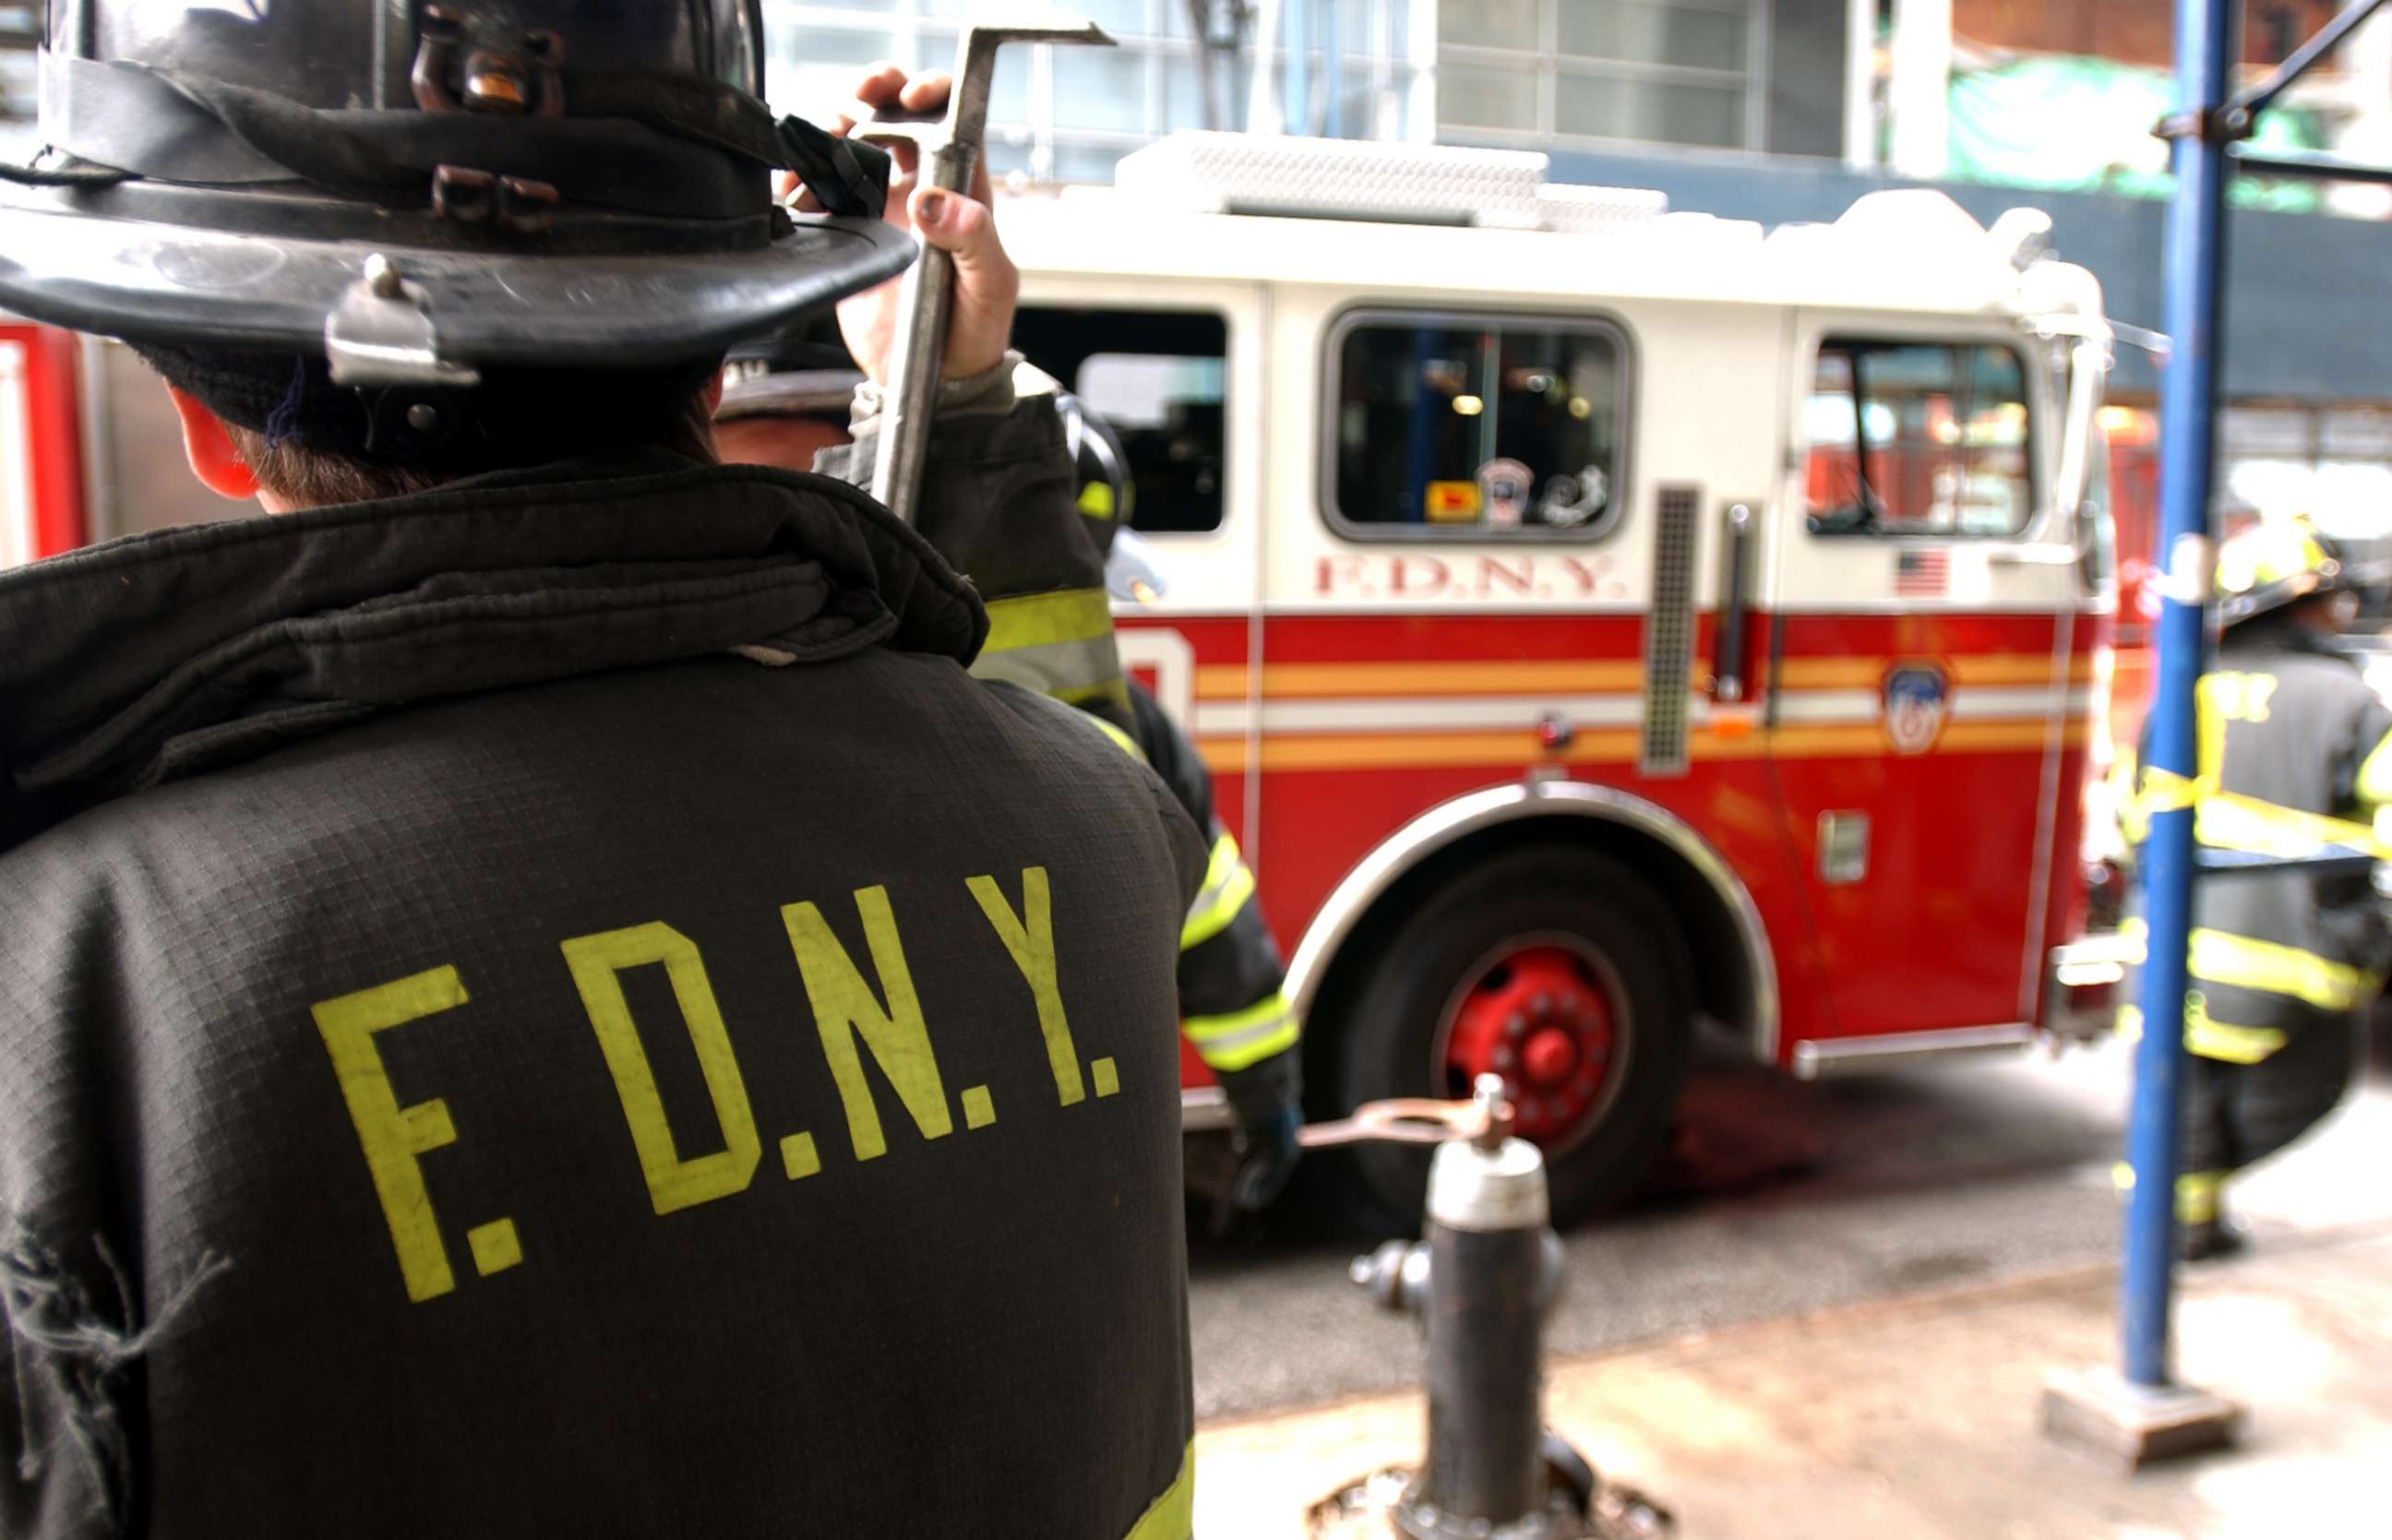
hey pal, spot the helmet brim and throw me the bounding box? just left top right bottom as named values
left=0, top=196, right=913, bottom=370
left=717, top=369, right=867, bottom=422
left=2219, top=569, right=2328, bottom=628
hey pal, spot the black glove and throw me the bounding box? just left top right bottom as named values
left=1229, top=1095, right=1303, bottom=1212
left=1215, top=1044, right=1304, bottom=1216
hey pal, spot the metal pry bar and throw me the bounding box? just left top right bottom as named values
left=863, top=18, right=1115, bottom=524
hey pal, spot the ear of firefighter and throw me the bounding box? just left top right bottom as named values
left=166, top=387, right=261, bottom=503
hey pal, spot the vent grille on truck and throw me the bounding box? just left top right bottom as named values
left=1641, top=485, right=1701, bottom=777
left=1112, top=132, right=1667, bottom=233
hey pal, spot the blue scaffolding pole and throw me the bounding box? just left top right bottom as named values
left=2122, top=0, right=2234, bottom=1392
left=2123, top=0, right=2392, bottom=1395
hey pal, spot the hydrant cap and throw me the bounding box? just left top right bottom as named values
left=1425, top=1136, right=1550, bottom=1232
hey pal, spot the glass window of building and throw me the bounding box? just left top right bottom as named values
left=0, top=3, right=37, bottom=161
left=1015, top=306, right=1230, bottom=535
left=2219, top=401, right=2392, bottom=560
left=762, top=0, right=1421, bottom=182
left=1437, top=0, right=1764, bottom=151
left=1327, top=313, right=1629, bottom=539
left=1804, top=339, right=2035, bottom=538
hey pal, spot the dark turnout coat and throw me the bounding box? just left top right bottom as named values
left=0, top=420, right=1204, bottom=1537
left=2119, top=625, right=2392, bottom=1065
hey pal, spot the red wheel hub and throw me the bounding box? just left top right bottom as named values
left=1441, top=945, right=1621, bottom=1144
left=1522, top=1026, right=1579, bottom=1086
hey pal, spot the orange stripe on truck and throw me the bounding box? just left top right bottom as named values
left=1773, top=652, right=2097, bottom=690
left=1196, top=718, right=2084, bottom=774
left=1194, top=651, right=2093, bottom=701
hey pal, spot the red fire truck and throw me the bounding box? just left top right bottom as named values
left=1008, top=137, right=2121, bottom=1222
left=4, top=137, right=2123, bottom=1225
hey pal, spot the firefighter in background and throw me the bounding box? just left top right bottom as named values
left=1067, top=390, right=1305, bottom=1212
left=2116, top=518, right=2392, bottom=1259
left=718, top=337, right=1305, bottom=1211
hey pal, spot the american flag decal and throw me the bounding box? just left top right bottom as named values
left=1895, top=548, right=1950, bottom=597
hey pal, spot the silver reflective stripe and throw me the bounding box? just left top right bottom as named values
left=970, top=633, right=1122, bottom=698
left=1179, top=833, right=1254, bottom=950
left=1187, top=1007, right=1292, bottom=1054
left=1182, top=995, right=1299, bottom=1070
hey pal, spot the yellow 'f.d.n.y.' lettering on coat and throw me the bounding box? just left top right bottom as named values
left=312, top=965, right=476, bottom=1303
left=965, top=866, right=1084, bottom=1107
left=783, top=886, right=953, bottom=1160
left=2196, top=671, right=2281, bottom=793
left=561, top=922, right=762, bottom=1216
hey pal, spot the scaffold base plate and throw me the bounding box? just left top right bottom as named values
left=2042, top=1368, right=2243, bottom=1470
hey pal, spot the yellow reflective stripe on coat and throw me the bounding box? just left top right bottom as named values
left=2117, top=918, right=2376, bottom=1014
left=2190, top=928, right=2375, bottom=1013
left=2124, top=759, right=2386, bottom=860
left=2357, top=728, right=2392, bottom=810
left=2184, top=998, right=2288, bottom=1064
left=2111, top=1163, right=2228, bottom=1224
left=1123, top=1442, right=1194, bottom=1540
left=1055, top=676, right=1136, bottom=714
left=1082, top=709, right=1146, bottom=762
left=982, top=587, right=1113, bottom=652
left=1181, top=831, right=1257, bottom=949
left=2175, top=1169, right=2226, bottom=1224
left=2194, top=787, right=2385, bottom=861
left=1183, top=992, right=1301, bottom=1071
left=974, top=587, right=1125, bottom=702
left=2112, top=997, right=2287, bottom=1063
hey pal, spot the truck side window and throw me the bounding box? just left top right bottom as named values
left=1805, top=338, right=2033, bottom=538
left=1325, top=311, right=1628, bottom=540
left=1012, top=306, right=1227, bottom=535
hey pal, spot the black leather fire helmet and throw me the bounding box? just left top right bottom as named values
left=0, top=1, right=912, bottom=386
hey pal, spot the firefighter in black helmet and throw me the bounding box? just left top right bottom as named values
left=713, top=345, right=1307, bottom=1212
left=2115, top=518, right=2392, bottom=1259
left=0, top=15, right=1203, bottom=1539
left=713, top=330, right=870, bottom=470
left=1057, top=388, right=1306, bottom=1209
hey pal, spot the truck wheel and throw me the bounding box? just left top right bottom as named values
left=1327, top=848, right=1695, bottom=1233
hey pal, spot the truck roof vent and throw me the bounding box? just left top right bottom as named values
left=1113, top=132, right=1666, bottom=233
left=1536, top=181, right=1672, bottom=235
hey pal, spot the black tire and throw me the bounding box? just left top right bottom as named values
left=1322, top=847, right=1696, bottom=1234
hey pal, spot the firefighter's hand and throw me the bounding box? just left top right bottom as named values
left=1230, top=1097, right=1304, bottom=1212
left=781, top=65, right=1018, bottom=387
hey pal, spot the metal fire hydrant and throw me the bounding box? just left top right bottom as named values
left=1303, top=1076, right=1671, bottom=1539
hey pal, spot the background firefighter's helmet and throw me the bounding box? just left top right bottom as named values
left=0, top=0, right=911, bottom=376
left=2215, top=517, right=2348, bottom=628
left=717, top=327, right=865, bottom=423
left=1053, top=384, right=1166, bottom=604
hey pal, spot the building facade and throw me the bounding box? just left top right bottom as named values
left=761, top=0, right=1849, bottom=180
left=759, top=0, right=2392, bottom=535
left=0, top=4, right=2384, bottom=526
left=0, top=3, right=36, bottom=162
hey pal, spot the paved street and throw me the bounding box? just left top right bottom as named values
left=1189, top=1022, right=2392, bottom=1423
